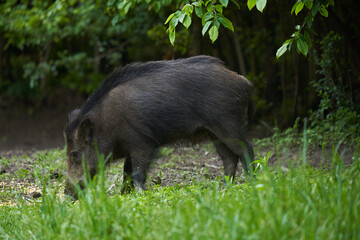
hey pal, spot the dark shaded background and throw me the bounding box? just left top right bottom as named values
left=0, top=1, right=359, bottom=151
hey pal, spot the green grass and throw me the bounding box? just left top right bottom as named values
left=0, top=149, right=66, bottom=204
left=1, top=147, right=359, bottom=239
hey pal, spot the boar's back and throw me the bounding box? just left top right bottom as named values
left=66, top=55, right=253, bottom=146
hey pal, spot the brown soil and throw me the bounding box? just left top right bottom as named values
left=1, top=141, right=356, bottom=206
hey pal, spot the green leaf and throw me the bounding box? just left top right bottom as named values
left=202, top=21, right=212, bottom=36
left=215, top=4, right=223, bottom=13
left=202, top=12, right=214, bottom=25
left=319, top=6, right=328, bottom=17
left=276, top=42, right=289, bottom=59
left=256, top=0, right=267, bottom=13
left=169, top=29, right=175, bottom=45
left=179, top=13, right=185, bottom=23
left=247, top=0, right=256, bottom=10
left=291, top=2, right=298, bottom=15
left=182, top=3, right=193, bottom=14
left=117, top=1, right=124, bottom=10
left=183, top=15, right=192, bottom=29
left=192, top=1, right=201, bottom=7
left=288, top=41, right=293, bottom=51
left=283, top=39, right=293, bottom=45
left=118, top=2, right=132, bottom=15
left=218, top=15, right=234, bottom=32
left=170, top=16, right=179, bottom=27
left=311, top=2, right=320, bottom=16
left=219, top=0, right=229, bottom=7
left=305, top=15, right=313, bottom=28
left=192, top=1, right=200, bottom=7
left=124, top=2, right=132, bottom=15
left=209, top=25, right=219, bottom=43
left=207, top=3, right=213, bottom=12
left=214, top=18, right=220, bottom=28
left=296, top=38, right=308, bottom=56
left=304, top=0, right=313, bottom=10
left=195, top=6, right=203, bottom=18
left=304, top=30, right=312, bottom=49
left=295, top=2, right=304, bottom=15
left=165, top=13, right=175, bottom=24
left=231, top=0, right=241, bottom=9
left=111, top=15, right=119, bottom=26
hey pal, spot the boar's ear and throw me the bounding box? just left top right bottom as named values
left=78, top=118, right=94, bottom=144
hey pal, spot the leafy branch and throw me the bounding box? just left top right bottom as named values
left=162, top=0, right=335, bottom=58
left=165, top=0, right=236, bottom=45
left=276, top=0, right=334, bottom=58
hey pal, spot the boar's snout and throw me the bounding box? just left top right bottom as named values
left=64, top=183, right=77, bottom=200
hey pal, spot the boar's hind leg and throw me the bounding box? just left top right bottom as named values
left=224, top=138, right=254, bottom=175
left=121, top=156, right=134, bottom=194
left=238, top=139, right=254, bottom=174
left=212, top=141, right=238, bottom=180
left=209, top=131, right=254, bottom=175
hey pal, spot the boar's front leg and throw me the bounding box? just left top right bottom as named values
left=129, top=146, right=154, bottom=190
left=121, top=155, right=134, bottom=194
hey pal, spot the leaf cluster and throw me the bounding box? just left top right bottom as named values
left=161, top=0, right=335, bottom=58
left=165, top=0, right=235, bottom=45
left=0, top=0, right=173, bottom=99
left=276, top=0, right=335, bottom=58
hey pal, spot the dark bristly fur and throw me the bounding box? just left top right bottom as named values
left=66, top=62, right=165, bottom=135
left=65, top=56, right=225, bottom=137
left=64, top=55, right=254, bottom=198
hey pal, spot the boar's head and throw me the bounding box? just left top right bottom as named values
left=63, top=109, right=98, bottom=199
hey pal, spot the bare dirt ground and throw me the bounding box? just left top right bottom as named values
left=0, top=140, right=356, bottom=206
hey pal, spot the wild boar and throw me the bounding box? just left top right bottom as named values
left=64, top=55, right=254, bottom=197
